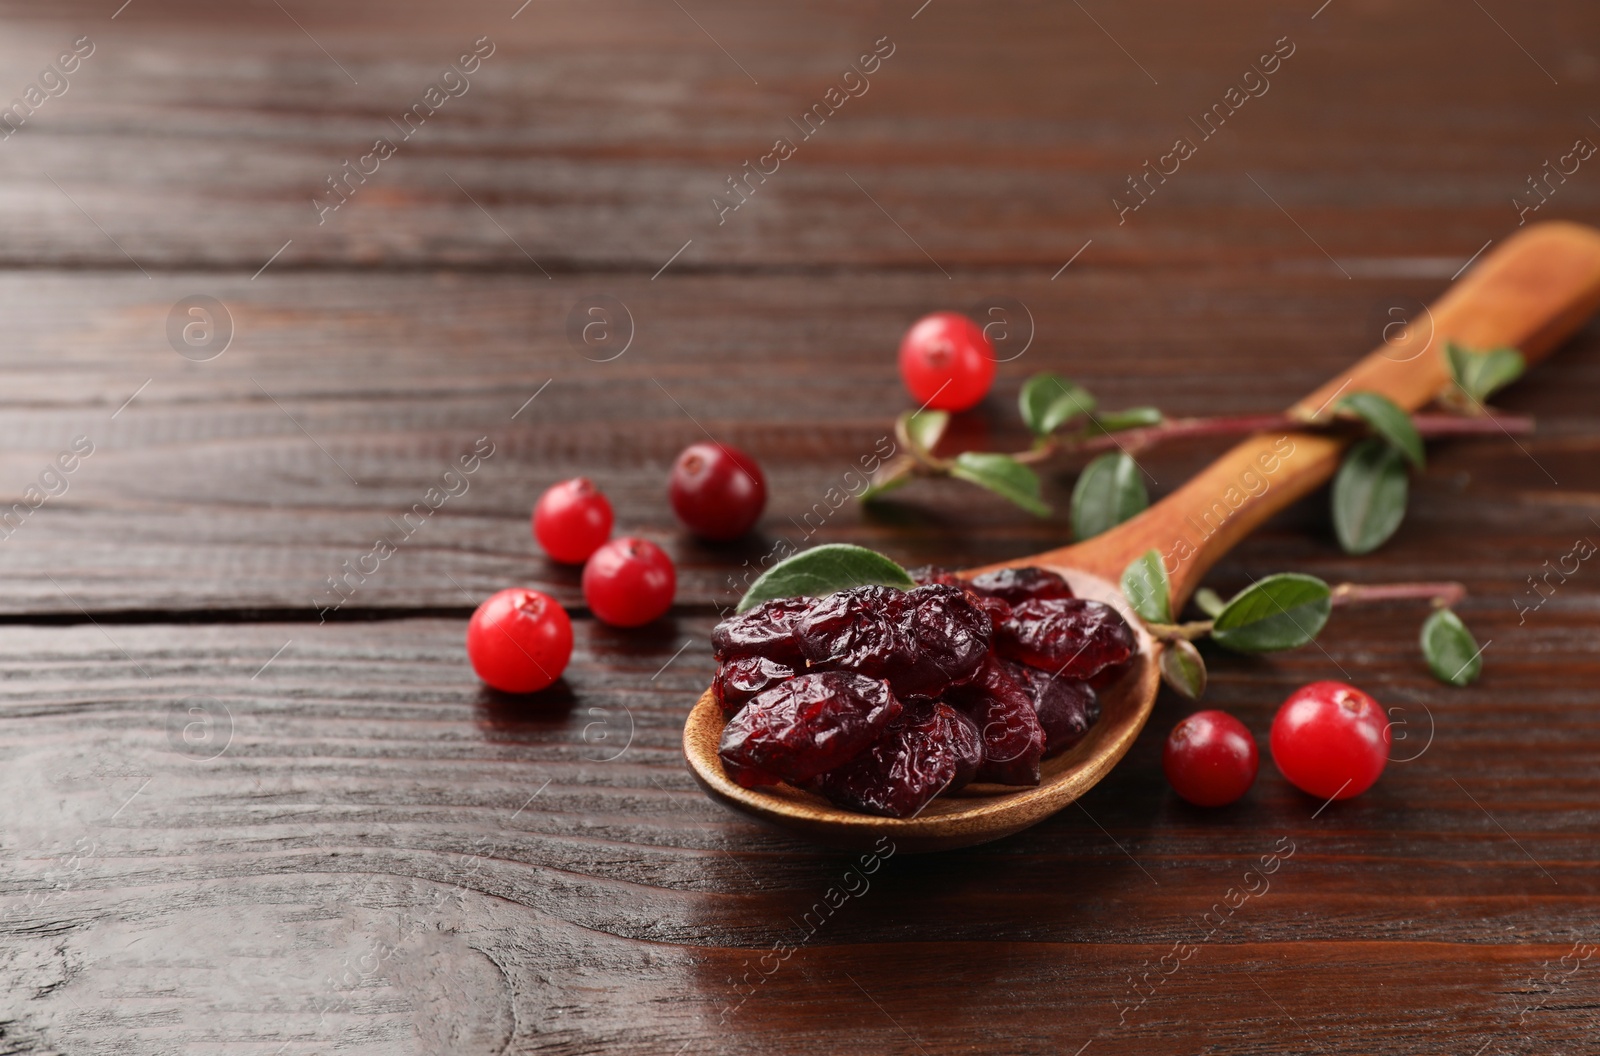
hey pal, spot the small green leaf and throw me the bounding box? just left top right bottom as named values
left=1071, top=451, right=1148, bottom=541
left=1332, top=438, right=1410, bottom=555
left=1445, top=341, right=1525, bottom=407
left=859, top=456, right=916, bottom=503
left=1159, top=638, right=1207, bottom=700
left=1193, top=587, right=1226, bottom=619
left=1338, top=391, right=1424, bottom=470
left=1211, top=573, right=1332, bottom=653
left=1120, top=549, right=1172, bottom=624
left=1019, top=373, right=1096, bottom=437
left=737, top=544, right=914, bottom=613
left=1090, top=407, right=1164, bottom=434
left=950, top=452, right=1050, bottom=517
left=902, top=409, right=949, bottom=457
left=1420, top=607, right=1482, bottom=686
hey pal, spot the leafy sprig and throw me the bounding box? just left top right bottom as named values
left=1120, top=549, right=1483, bottom=697
left=866, top=343, right=1534, bottom=563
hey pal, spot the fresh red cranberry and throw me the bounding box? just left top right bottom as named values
left=1270, top=681, right=1390, bottom=801
left=668, top=442, right=766, bottom=541
left=531, top=477, right=613, bottom=564
left=466, top=588, right=573, bottom=694
left=582, top=536, right=675, bottom=627
left=1163, top=710, right=1258, bottom=807
left=897, top=311, right=996, bottom=412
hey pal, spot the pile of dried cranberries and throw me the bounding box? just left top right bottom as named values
left=711, top=566, right=1136, bottom=818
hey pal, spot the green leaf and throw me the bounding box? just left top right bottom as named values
left=737, top=544, right=914, bottom=613
left=1332, top=438, right=1410, bottom=555
left=1071, top=451, right=1148, bottom=541
left=1211, top=573, right=1332, bottom=653
left=1090, top=407, right=1164, bottom=434
left=1338, top=391, right=1424, bottom=470
left=1193, top=587, right=1226, bottom=619
left=1420, top=607, right=1482, bottom=686
left=901, top=409, right=949, bottom=457
left=950, top=452, right=1050, bottom=517
left=1018, top=373, right=1096, bottom=437
left=1445, top=341, right=1525, bottom=407
left=1159, top=638, right=1207, bottom=700
left=1120, top=549, right=1172, bottom=624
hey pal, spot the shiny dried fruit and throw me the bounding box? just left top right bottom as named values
left=997, top=597, right=1135, bottom=680
left=712, top=655, right=794, bottom=714
left=965, top=566, right=1074, bottom=604
left=798, top=585, right=917, bottom=687
left=806, top=701, right=966, bottom=818
left=946, top=706, right=984, bottom=791
left=712, top=596, right=813, bottom=665
left=1008, top=661, right=1100, bottom=756
left=897, top=584, right=993, bottom=696
left=719, top=672, right=901, bottom=787
left=948, top=655, right=1045, bottom=785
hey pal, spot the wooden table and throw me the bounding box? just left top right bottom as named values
left=2, top=1, right=1598, bottom=1052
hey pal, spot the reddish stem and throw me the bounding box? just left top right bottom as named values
left=1330, top=581, right=1467, bottom=608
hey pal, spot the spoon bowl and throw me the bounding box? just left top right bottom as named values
left=683, top=221, right=1600, bottom=851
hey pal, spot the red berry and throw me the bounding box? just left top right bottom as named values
left=582, top=536, right=676, bottom=627
left=1270, top=680, right=1390, bottom=801
left=533, top=477, right=613, bottom=564
left=668, top=442, right=766, bottom=540
left=1163, top=709, right=1258, bottom=807
left=466, top=588, right=573, bottom=694
left=897, top=311, right=996, bottom=412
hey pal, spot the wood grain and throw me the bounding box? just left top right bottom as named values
left=2, top=0, right=1600, bottom=1051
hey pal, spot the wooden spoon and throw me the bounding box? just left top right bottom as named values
left=683, top=220, right=1600, bottom=852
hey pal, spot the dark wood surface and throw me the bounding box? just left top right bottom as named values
left=3, top=1, right=1599, bottom=1052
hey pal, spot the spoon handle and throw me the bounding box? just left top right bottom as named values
left=1056, top=220, right=1600, bottom=607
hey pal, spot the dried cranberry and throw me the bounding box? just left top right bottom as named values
left=719, top=672, right=901, bottom=787
left=946, top=706, right=984, bottom=791
left=965, top=566, right=1074, bottom=604
left=805, top=701, right=966, bottom=818
left=1007, top=662, right=1100, bottom=756
left=962, top=590, right=1012, bottom=625
left=897, top=584, right=992, bottom=696
left=712, top=596, right=813, bottom=665
left=798, top=585, right=917, bottom=686
left=948, top=655, right=1045, bottom=785
left=997, top=598, right=1135, bottom=680
left=908, top=565, right=962, bottom=587
left=712, top=655, right=794, bottom=714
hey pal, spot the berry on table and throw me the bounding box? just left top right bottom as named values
left=897, top=311, right=996, bottom=412
left=582, top=536, right=676, bottom=627
left=668, top=441, right=766, bottom=540
left=1163, top=709, right=1258, bottom=807
left=532, top=477, right=613, bottom=564
left=1270, top=680, right=1390, bottom=801
left=466, top=587, right=573, bottom=694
